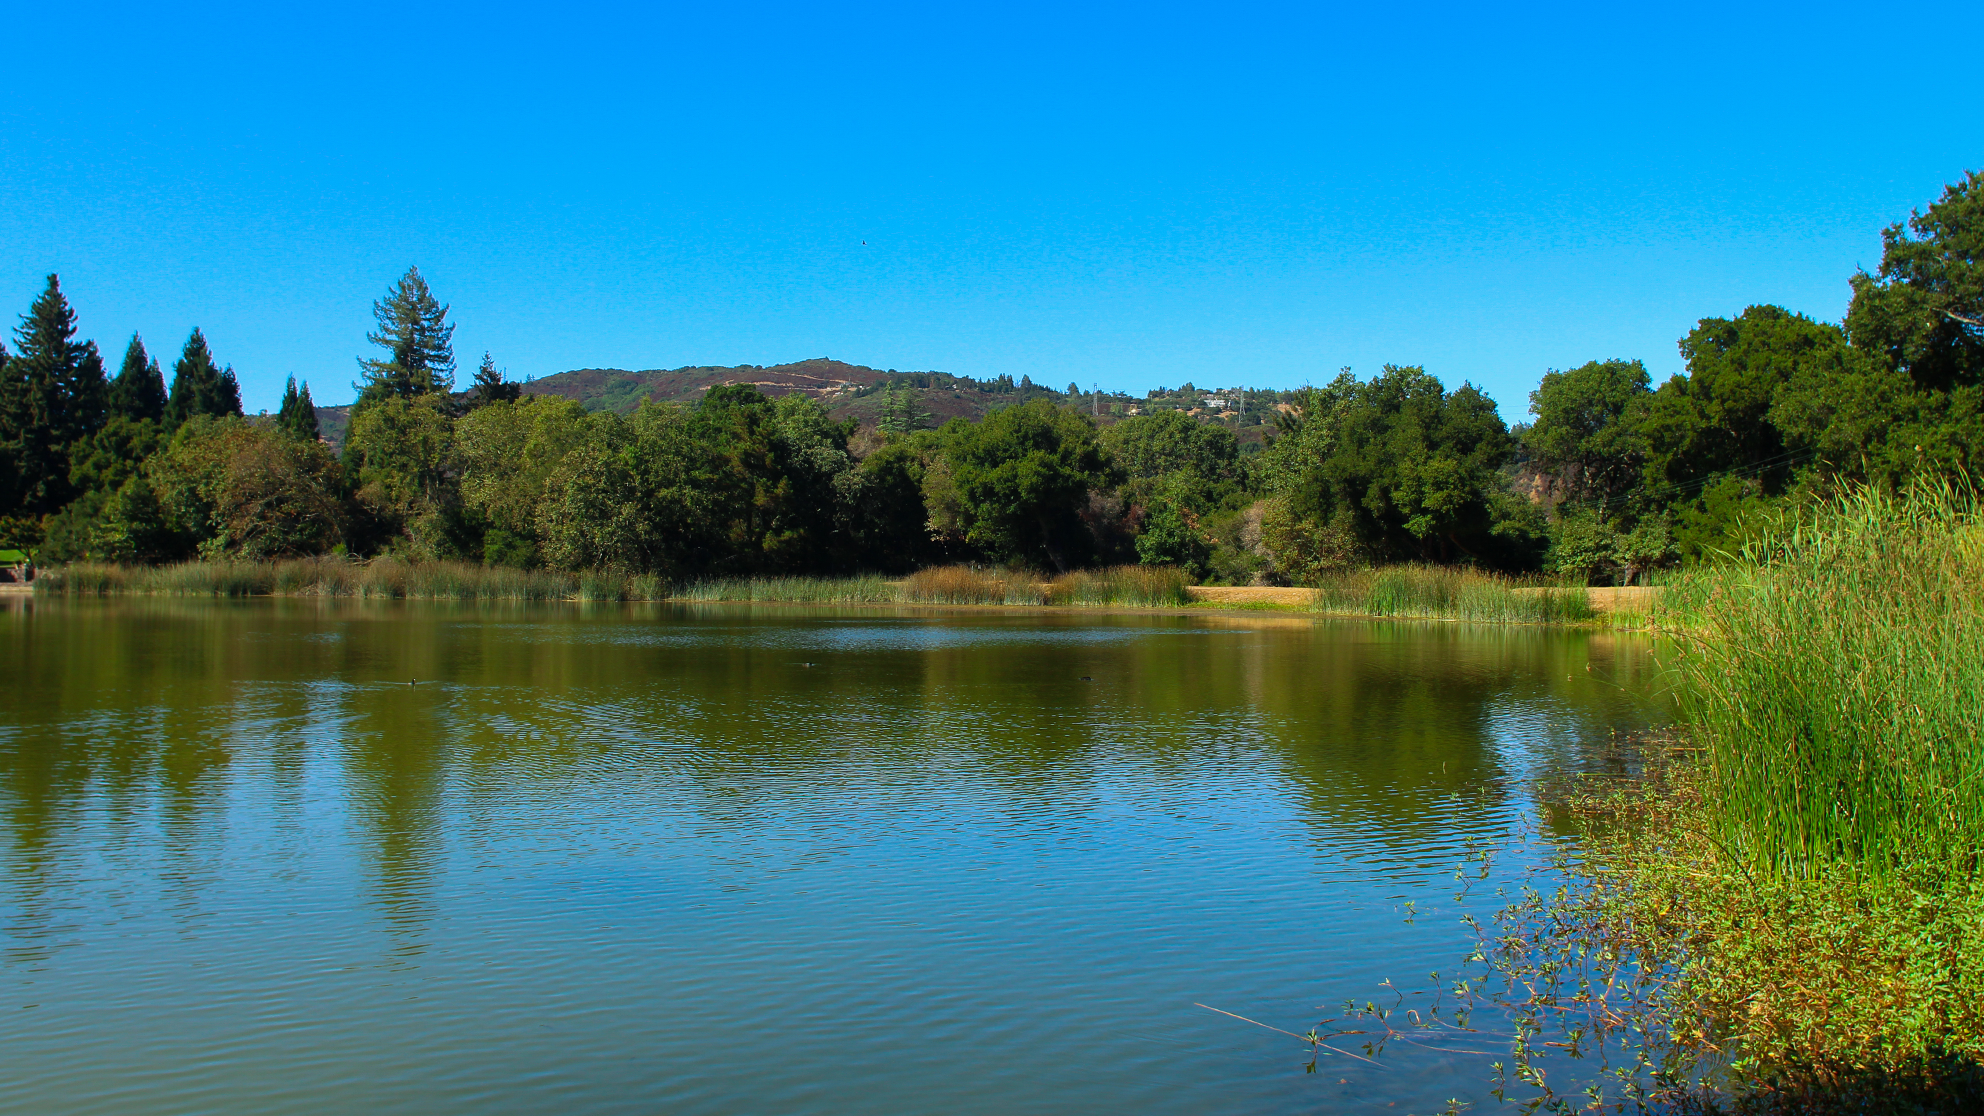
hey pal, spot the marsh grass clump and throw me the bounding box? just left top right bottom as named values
left=40, top=560, right=276, bottom=596
left=34, top=562, right=130, bottom=595
left=900, top=565, right=1047, bottom=605
left=1664, top=480, right=1984, bottom=878
left=37, top=558, right=667, bottom=601
left=677, top=576, right=899, bottom=604
left=1046, top=565, right=1191, bottom=607
left=1308, top=565, right=1595, bottom=623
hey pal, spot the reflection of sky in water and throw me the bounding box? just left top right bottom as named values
left=0, top=601, right=1665, bottom=1116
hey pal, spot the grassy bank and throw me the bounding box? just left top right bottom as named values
left=34, top=560, right=1194, bottom=609
left=1447, top=483, right=1984, bottom=1112
left=37, top=558, right=669, bottom=601
left=36, top=558, right=1621, bottom=624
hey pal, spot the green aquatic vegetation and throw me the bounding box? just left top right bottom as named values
left=676, top=575, right=900, bottom=604
left=1346, top=484, right=1984, bottom=1111
left=1046, top=565, right=1191, bottom=607
left=1489, top=769, right=1984, bottom=1113
left=38, top=558, right=660, bottom=601
left=1307, top=565, right=1596, bottom=624
left=1662, top=480, right=1984, bottom=879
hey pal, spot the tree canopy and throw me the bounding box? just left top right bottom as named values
left=0, top=275, right=106, bottom=515
left=468, top=352, right=521, bottom=409
left=165, top=328, right=243, bottom=428
left=277, top=376, right=320, bottom=441
left=1847, top=170, right=1984, bottom=394
left=108, top=334, right=168, bottom=424
left=358, top=266, right=455, bottom=400
left=927, top=399, right=1116, bottom=570
left=1260, top=365, right=1527, bottom=566
left=17, top=172, right=1984, bottom=587
left=1521, top=359, right=1649, bottom=504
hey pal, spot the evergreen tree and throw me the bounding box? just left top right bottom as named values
left=0, top=342, right=11, bottom=514
left=108, top=333, right=169, bottom=423
left=0, top=275, right=107, bottom=515
left=276, top=376, right=320, bottom=440
left=468, top=352, right=520, bottom=409
left=877, top=381, right=929, bottom=433
left=357, top=266, right=455, bottom=400
left=165, top=328, right=243, bottom=428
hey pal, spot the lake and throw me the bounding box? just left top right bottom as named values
left=0, top=599, right=1662, bottom=1114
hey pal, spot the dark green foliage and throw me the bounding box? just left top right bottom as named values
left=689, top=385, right=838, bottom=573
left=1101, top=409, right=1240, bottom=493
left=1133, top=503, right=1211, bottom=577
left=1644, top=307, right=1852, bottom=494
left=842, top=440, right=937, bottom=572
left=164, top=329, right=243, bottom=428
left=481, top=527, right=536, bottom=568
left=149, top=416, right=345, bottom=559
left=1261, top=366, right=1521, bottom=565
left=1543, top=506, right=1672, bottom=584
left=1103, top=409, right=1243, bottom=571
left=468, top=352, right=520, bottom=409
left=108, top=334, right=168, bottom=423
left=276, top=377, right=320, bottom=440
left=358, top=266, right=455, bottom=400
left=341, top=395, right=461, bottom=558
left=36, top=488, right=109, bottom=565
left=1520, top=359, right=1649, bottom=504
left=1847, top=170, right=1984, bottom=394
left=0, top=275, right=107, bottom=516
left=91, top=476, right=178, bottom=563
left=68, top=416, right=163, bottom=497
left=876, top=381, right=929, bottom=433
left=929, top=399, right=1117, bottom=570
left=536, top=403, right=713, bottom=574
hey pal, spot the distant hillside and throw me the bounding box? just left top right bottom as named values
left=518, top=358, right=1094, bottom=426
left=318, top=359, right=1091, bottom=446
left=313, top=358, right=1293, bottom=448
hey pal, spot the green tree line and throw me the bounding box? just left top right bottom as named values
left=4, top=171, right=1979, bottom=583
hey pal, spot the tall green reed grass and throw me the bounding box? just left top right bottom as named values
left=39, top=559, right=1202, bottom=608
left=1662, top=480, right=1984, bottom=881
left=1046, top=565, right=1191, bottom=606
left=38, top=558, right=663, bottom=601
left=1307, top=565, right=1596, bottom=623
left=677, top=575, right=899, bottom=604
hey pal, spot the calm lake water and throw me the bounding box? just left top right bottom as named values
left=0, top=599, right=1662, bottom=1114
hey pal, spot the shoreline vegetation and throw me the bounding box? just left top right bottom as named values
left=1369, top=481, right=1984, bottom=1114
left=29, top=559, right=1607, bottom=623
left=3, top=172, right=1980, bottom=614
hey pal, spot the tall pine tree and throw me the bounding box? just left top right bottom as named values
left=0, top=342, right=11, bottom=515
left=467, top=351, right=521, bottom=409
left=0, top=275, right=107, bottom=515
left=165, top=328, right=243, bottom=429
left=357, top=266, right=455, bottom=400
left=108, top=333, right=169, bottom=423
left=276, top=376, right=320, bottom=440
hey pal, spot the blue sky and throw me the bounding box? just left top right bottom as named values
left=5, top=2, right=1980, bottom=416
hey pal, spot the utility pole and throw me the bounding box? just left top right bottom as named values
left=1092, top=382, right=1099, bottom=417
